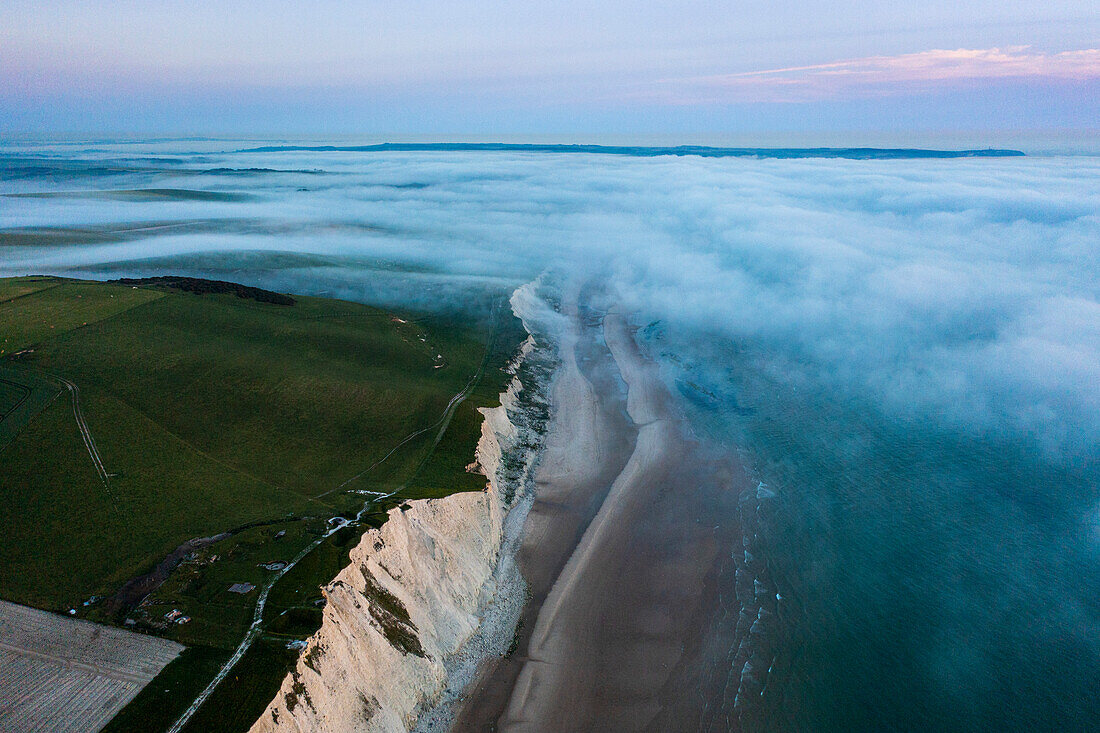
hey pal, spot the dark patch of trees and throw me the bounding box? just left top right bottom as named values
left=112, top=276, right=296, bottom=305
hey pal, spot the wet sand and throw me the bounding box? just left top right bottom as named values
left=452, top=290, right=750, bottom=731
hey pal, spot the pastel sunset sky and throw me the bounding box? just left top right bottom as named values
left=2, top=0, right=1097, bottom=136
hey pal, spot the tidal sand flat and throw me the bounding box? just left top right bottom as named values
left=452, top=286, right=752, bottom=732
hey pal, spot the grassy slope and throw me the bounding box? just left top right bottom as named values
left=0, top=277, right=165, bottom=355
left=0, top=277, right=517, bottom=609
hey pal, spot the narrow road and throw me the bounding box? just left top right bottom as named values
left=165, top=516, right=353, bottom=733
left=314, top=297, right=502, bottom=500
left=166, top=375, right=483, bottom=733
left=314, top=361, right=485, bottom=500
left=37, top=372, right=122, bottom=511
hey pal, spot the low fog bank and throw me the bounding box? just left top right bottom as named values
left=4, top=148, right=1095, bottom=462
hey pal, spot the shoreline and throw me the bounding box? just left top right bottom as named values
left=451, top=285, right=754, bottom=731
left=410, top=330, right=548, bottom=733
left=481, top=304, right=689, bottom=730
left=444, top=280, right=637, bottom=730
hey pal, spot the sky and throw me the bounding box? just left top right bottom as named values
left=1, top=1, right=1099, bottom=137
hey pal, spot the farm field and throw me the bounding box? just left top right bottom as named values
left=0, top=599, right=183, bottom=733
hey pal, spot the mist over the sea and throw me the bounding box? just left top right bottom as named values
left=2, top=142, right=1098, bottom=729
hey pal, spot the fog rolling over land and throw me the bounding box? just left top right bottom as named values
left=2, top=142, right=1099, bottom=729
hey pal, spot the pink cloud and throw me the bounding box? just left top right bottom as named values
left=657, top=47, right=1100, bottom=103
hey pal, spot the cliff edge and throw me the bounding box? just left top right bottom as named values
left=251, top=296, right=549, bottom=733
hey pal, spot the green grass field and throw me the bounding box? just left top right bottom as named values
left=0, top=274, right=523, bottom=731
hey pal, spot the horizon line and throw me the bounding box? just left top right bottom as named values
left=232, top=142, right=1026, bottom=159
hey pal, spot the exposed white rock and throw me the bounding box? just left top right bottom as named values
left=251, top=318, right=546, bottom=733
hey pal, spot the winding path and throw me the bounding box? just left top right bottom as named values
left=55, top=376, right=111, bottom=486
left=36, top=371, right=122, bottom=511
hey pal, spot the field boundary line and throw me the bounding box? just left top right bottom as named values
left=0, top=377, right=32, bottom=419
left=0, top=640, right=150, bottom=685
left=0, top=281, right=61, bottom=306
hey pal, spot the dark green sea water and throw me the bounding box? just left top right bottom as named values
left=644, top=328, right=1100, bottom=731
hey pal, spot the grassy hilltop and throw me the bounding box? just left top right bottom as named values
left=0, top=274, right=523, bottom=731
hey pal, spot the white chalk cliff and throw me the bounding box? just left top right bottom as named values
left=250, top=331, right=542, bottom=733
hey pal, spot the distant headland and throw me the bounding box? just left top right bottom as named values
left=235, top=143, right=1026, bottom=159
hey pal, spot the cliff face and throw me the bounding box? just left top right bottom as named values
left=250, top=336, right=540, bottom=733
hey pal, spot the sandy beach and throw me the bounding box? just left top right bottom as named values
left=451, top=286, right=752, bottom=732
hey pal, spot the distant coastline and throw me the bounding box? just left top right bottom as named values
left=235, top=142, right=1026, bottom=159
